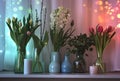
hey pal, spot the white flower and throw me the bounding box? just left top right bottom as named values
left=50, top=6, right=72, bottom=31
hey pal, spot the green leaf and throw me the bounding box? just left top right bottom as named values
left=43, top=31, right=49, bottom=45
left=6, top=22, right=13, bottom=32
left=32, top=34, right=40, bottom=48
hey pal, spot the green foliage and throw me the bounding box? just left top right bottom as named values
left=68, top=33, right=94, bottom=58
left=50, top=23, right=74, bottom=51
left=32, top=31, right=49, bottom=56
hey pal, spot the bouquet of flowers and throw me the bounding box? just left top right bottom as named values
left=50, top=6, right=74, bottom=51
left=6, top=13, right=40, bottom=72
left=89, top=24, right=116, bottom=73
left=6, top=14, right=40, bottom=52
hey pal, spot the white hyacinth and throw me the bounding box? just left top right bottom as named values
left=50, top=6, right=72, bottom=31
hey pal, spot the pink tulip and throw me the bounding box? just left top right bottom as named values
left=97, top=25, right=103, bottom=33
left=27, top=31, right=31, bottom=36
left=89, top=27, right=94, bottom=33
left=107, top=25, right=113, bottom=33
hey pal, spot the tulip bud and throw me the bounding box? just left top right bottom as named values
left=7, top=18, right=11, bottom=24
left=107, top=26, right=113, bottom=33
left=19, top=22, right=22, bottom=27
left=27, top=31, right=31, bottom=36
left=97, top=25, right=103, bottom=33
left=12, top=17, right=16, bottom=22
left=89, top=27, right=94, bottom=33
left=29, top=19, right=32, bottom=25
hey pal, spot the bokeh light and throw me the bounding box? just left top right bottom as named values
left=13, top=14, right=17, bottom=17
left=19, top=0, right=22, bottom=2
left=83, top=4, right=86, bottom=7
left=97, top=0, right=103, bottom=5
left=98, top=15, right=103, bottom=23
left=117, top=23, right=120, bottom=28
left=117, top=14, right=120, bottom=18
left=36, top=0, right=40, bottom=5
left=94, top=9, right=98, bottom=13
left=19, top=6, right=23, bottom=11
left=111, top=16, right=115, bottom=20
left=100, top=6, right=103, bottom=11
left=105, top=1, right=109, bottom=5
left=17, top=2, right=20, bottom=5
left=13, top=7, right=18, bottom=12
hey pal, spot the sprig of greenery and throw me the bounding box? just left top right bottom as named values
left=68, top=33, right=94, bottom=58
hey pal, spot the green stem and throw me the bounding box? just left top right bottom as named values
left=96, top=56, right=105, bottom=73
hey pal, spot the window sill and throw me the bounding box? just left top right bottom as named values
left=0, top=71, right=120, bottom=79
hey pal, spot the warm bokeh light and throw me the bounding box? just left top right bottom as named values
left=97, top=0, right=103, bottom=5
left=109, top=12, right=112, bottom=15
left=94, top=9, right=97, bottom=13
left=117, top=14, right=120, bottom=18
left=111, top=9, right=114, bottom=12
left=98, top=15, right=103, bottom=23
left=83, top=4, right=86, bottom=7
left=105, top=1, right=109, bottom=5
left=111, top=16, right=115, bottom=20
left=105, top=6, right=108, bottom=9
left=117, top=23, right=120, bottom=28
left=100, top=6, right=103, bottom=11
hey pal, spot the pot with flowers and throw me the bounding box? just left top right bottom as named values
left=68, top=33, right=94, bottom=73
left=89, top=24, right=116, bottom=73
left=49, top=6, right=74, bottom=73
left=6, top=14, right=40, bottom=73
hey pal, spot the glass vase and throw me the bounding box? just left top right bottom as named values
left=95, top=56, right=105, bottom=73
left=32, top=48, right=43, bottom=73
left=14, top=46, right=26, bottom=73
left=73, top=55, right=86, bottom=73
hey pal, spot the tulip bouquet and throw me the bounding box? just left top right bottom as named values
left=6, top=14, right=40, bottom=53
left=6, top=14, right=40, bottom=72
left=89, top=24, right=116, bottom=73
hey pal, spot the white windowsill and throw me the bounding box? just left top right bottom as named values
left=0, top=71, right=120, bottom=79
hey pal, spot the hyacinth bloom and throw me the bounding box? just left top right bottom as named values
left=50, top=6, right=74, bottom=51
left=89, top=24, right=116, bottom=73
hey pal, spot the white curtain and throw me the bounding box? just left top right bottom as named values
left=0, top=0, right=120, bottom=72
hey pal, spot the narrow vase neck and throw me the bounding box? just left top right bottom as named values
left=64, top=55, right=69, bottom=61
left=51, top=52, right=59, bottom=62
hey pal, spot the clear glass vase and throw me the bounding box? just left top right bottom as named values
left=14, top=46, right=26, bottom=73
left=95, top=56, right=105, bottom=73
left=73, top=55, right=86, bottom=73
left=32, top=48, right=43, bottom=73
